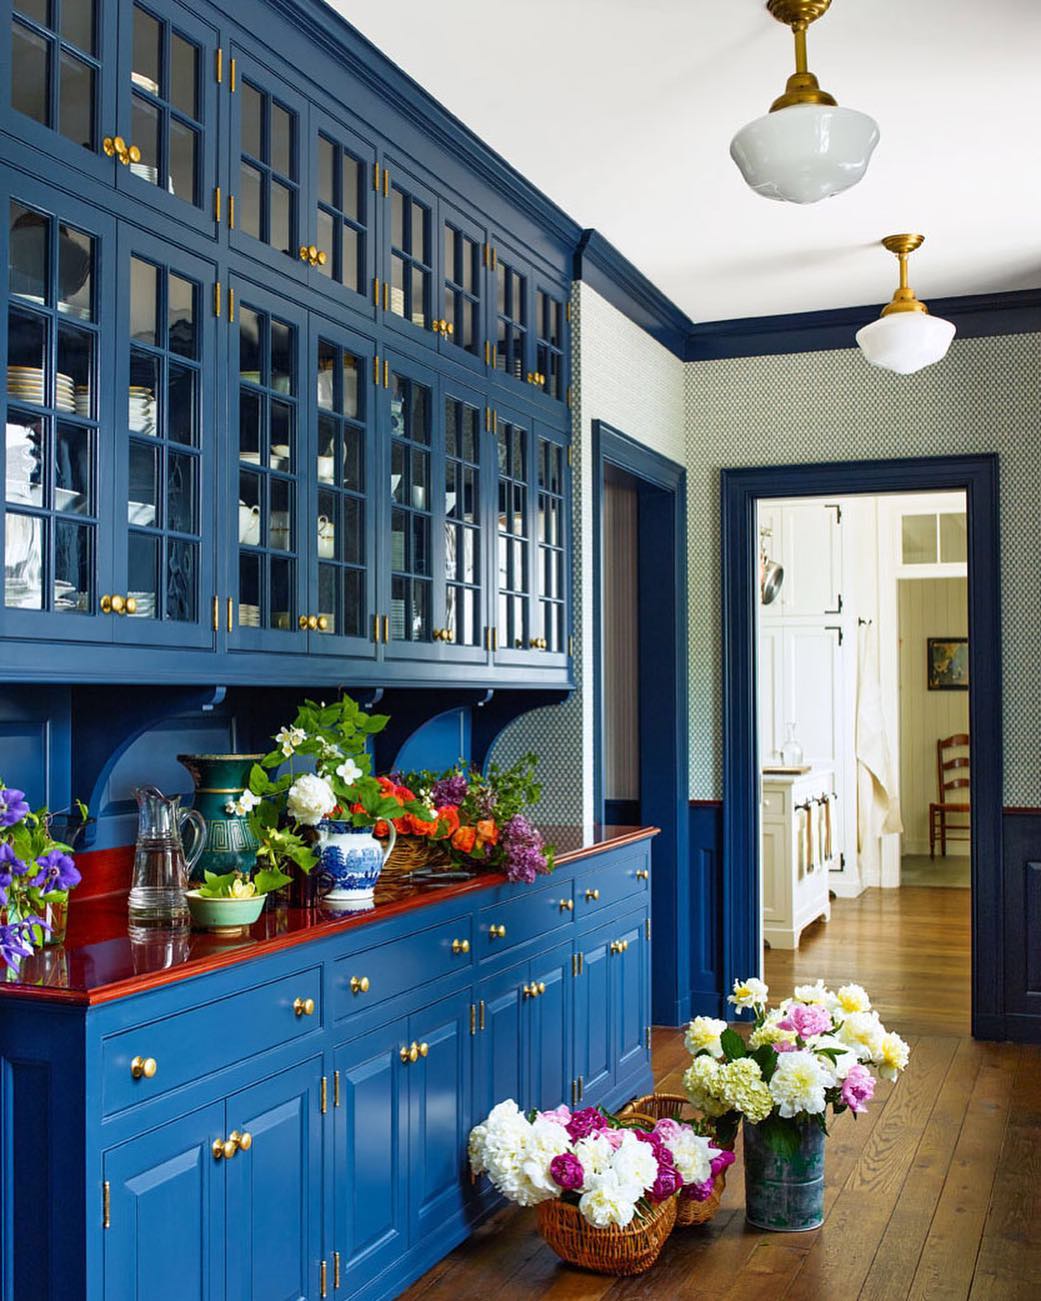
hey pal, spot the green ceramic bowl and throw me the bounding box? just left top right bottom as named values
left=185, top=890, right=267, bottom=934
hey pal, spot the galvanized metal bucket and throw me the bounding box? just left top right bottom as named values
left=743, top=1118, right=825, bottom=1231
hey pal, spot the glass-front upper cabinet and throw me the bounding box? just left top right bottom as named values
left=228, top=280, right=308, bottom=652
left=7, top=0, right=115, bottom=180
left=437, top=203, right=485, bottom=375
left=379, top=161, right=435, bottom=347
left=307, top=320, right=376, bottom=659
left=490, top=235, right=570, bottom=411
left=533, top=427, right=569, bottom=665
left=229, top=49, right=307, bottom=280
left=439, top=379, right=488, bottom=663
left=3, top=183, right=116, bottom=643
left=110, top=231, right=215, bottom=647
left=533, top=283, right=568, bottom=406
left=304, top=109, right=376, bottom=320
left=114, top=0, right=219, bottom=236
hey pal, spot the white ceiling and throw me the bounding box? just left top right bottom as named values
left=332, top=0, right=1041, bottom=323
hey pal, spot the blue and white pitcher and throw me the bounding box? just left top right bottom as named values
left=316, top=820, right=396, bottom=910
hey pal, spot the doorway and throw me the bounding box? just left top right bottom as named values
left=722, top=456, right=1002, bottom=1039
left=592, top=422, right=690, bottom=1024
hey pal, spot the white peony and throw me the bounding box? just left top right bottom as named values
left=875, top=1030, right=910, bottom=1081
left=769, top=1050, right=829, bottom=1118
left=518, top=1117, right=573, bottom=1200
left=661, top=1128, right=714, bottom=1186
left=728, top=977, right=769, bottom=1010
left=684, top=1015, right=728, bottom=1058
left=578, top=1168, right=640, bottom=1228
left=836, top=1010, right=885, bottom=1062
left=834, top=983, right=872, bottom=1015
left=812, top=1034, right=859, bottom=1086
left=792, top=980, right=832, bottom=1006
left=468, top=1121, right=489, bottom=1175
left=473, top=1100, right=556, bottom=1207
left=335, top=757, right=363, bottom=785
left=287, top=773, right=337, bottom=826
left=610, top=1131, right=659, bottom=1194
left=572, top=1133, right=615, bottom=1186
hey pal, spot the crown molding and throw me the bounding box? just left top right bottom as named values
left=575, top=230, right=695, bottom=359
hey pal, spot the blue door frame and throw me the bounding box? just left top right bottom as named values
left=721, top=455, right=1003, bottom=1039
left=592, top=421, right=691, bottom=1025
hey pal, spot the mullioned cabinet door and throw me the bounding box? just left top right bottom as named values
left=102, top=1100, right=226, bottom=1301
left=223, top=1056, right=324, bottom=1301
left=333, top=1018, right=409, bottom=1297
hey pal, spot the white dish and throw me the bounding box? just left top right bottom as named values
left=131, top=71, right=160, bottom=94
left=238, top=503, right=261, bottom=546
left=128, top=500, right=156, bottom=526
left=55, top=487, right=83, bottom=512
left=317, top=515, right=335, bottom=559
left=317, top=455, right=335, bottom=482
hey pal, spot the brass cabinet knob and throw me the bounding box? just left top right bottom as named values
left=103, top=136, right=118, bottom=157
left=222, top=1137, right=239, bottom=1160
left=522, top=982, right=535, bottom=998
left=293, top=996, right=315, bottom=1017
left=526, top=371, right=535, bottom=383
left=536, top=981, right=546, bottom=995
left=124, top=596, right=137, bottom=615
left=316, top=249, right=327, bottom=267
left=212, top=1138, right=227, bottom=1160
left=299, top=245, right=310, bottom=262
left=489, top=923, right=506, bottom=939
left=100, top=594, right=113, bottom=613
left=431, top=318, right=443, bottom=333
left=316, top=615, right=329, bottom=631
left=349, top=975, right=370, bottom=994
left=130, top=1055, right=157, bottom=1080
left=237, top=1130, right=253, bottom=1152
left=298, top=614, right=310, bottom=630
left=636, top=869, right=649, bottom=881
left=585, top=888, right=600, bottom=902
left=307, top=244, right=318, bottom=262
left=559, top=898, right=573, bottom=912
left=127, top=144, right=142, bottom=164
left=418, top=1041, right=429, bottom=1058
left=445, top=321, right=454, bottom=336
left=610, top=940, right=621, bottom=955
left=451, top=937, right=470, bottom=954
left=401, top=1041, right=420, bottom=1063
left=399, top=1044, right=411, bottom=1063
left=107, top=593, right=125, bottom=615
left=307, top=614, right=318, bottom=630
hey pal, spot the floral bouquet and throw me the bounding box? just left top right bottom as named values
left=383, top=754, right=554, bottom=884
left=0, top=783, right=86, bottom=971
left=683, top=978, right=911, bottom=1230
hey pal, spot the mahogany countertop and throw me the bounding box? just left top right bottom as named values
left=0, top=824, right=658, bottom=1007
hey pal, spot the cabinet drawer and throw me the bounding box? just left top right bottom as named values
left=102, top=965, right=322, bottom=1117
left=762, top=788, right=788, bottom=818
left=478, top=881, right=573, bottom=959
left=332, top=915, right=474, bottom=1019
left=575, top=853, right=650, bottom=919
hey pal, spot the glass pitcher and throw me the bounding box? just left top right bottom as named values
left=128, top=785, right=207, bottom=933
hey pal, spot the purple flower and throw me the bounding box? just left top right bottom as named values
left=501, top=814, right=550, bottom=884
left=840, top=1063, right=876, bottom=1114
left=0, top=788, right=30, bottom=827
left=0, top=916, right=47, bottom=971
left=634, top=1128, right=668, bottom=1160
left=649, top=1159, right=684, bottom=1203
left=709, top=1146, right=736, bottom=1177
left=565, top=1107, right=609, bottom=1142
left=778, top=1004, right=832, bottom=1040
left=549, top=1152, right=584, bottom=1191
left=0, top=842, right=26, bottom=881
left=431, top=774, right=469, bottom=807
left=30, top=848, right=81, bottom=893
left=682, top=1177, right=717, bottom=1203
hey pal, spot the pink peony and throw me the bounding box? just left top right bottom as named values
left=840, top=1063, right=876, bottom=1114
left=550, top=1152, right=585, bottom=1190
left=602, top=1128, right=625, bottom=1150
left=634, top=1128, right=668, bottom=1159
left=709, top=1146, right=736, bottom=1177
left=538, top=1105, right=572, bottom=1127
left=682, top=1177, right=717, bottom=1202
left=565, top=1106, right=609, bottom=1142
left=778, top=1003, right=832, bottom=1039
left=652, top=1117, right=685, bottom=1143
left=774, top=1038, right=799, bottom=1053
left=649, top=1160, right=684, bottom=1203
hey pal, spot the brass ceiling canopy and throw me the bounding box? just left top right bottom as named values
left=765, top=0, right=839, bottom=112
left=879, top=234, right=930, bottom=316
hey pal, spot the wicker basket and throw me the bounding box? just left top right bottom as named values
left=618, top=1092, right=731, bottom=1228
left=380, top=835, right=451, bottom=881
left=536, top=1196, right=676, bottom=1275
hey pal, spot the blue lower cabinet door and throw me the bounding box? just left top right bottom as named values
left=407, top=990, right=473, bottom=1242
left=223, top=1057, right=324, bottom=1301
left=475, top=959, right=528, bottom=1117
left=528, top=941, right=573, bottom=1112
left=103, top=1101, right=226, bottom=1301
left=575, top=925, right=615, bottom=1105
left=333, top=1019, right=409, bottom=1295
left=615, top=915, right=650, bottom=1082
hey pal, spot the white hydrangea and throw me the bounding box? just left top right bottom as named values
left=661, top=1128, right=714, bottom=1186
left=769, top=1050, right=829, bottom=1118
left=287, top=773, right=337, bottom=826
left=728, top=977, right=769, bottom=1010
left=684, top=1015, right=728, bottom=1058
left=578, top=1168, right=640, bottom=1228
left=610, top=1130, right=659, bottom=1193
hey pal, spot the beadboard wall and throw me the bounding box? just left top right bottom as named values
left=491, top=282, right=686, bottom=824
left=686, top=332, right=1041, bottom=805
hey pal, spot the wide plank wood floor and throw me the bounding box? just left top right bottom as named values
left=402, top=886, right=1041, bottom=1300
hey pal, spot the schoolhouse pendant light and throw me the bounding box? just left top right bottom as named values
left=856, top=235, right=956, bottom=375
left=730, top=0, right=879, bottom=204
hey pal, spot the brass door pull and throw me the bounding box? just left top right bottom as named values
left=103, top=136, right=141, bottom=165
left=349, top=975, right=370, bottom=994
left=130, top=1055, right=157, bottom=1080
left=585, top=888, right=600, bottom=902
left=536, top=981, right=546, bottom=995
left=451, top=937, right=470, bottom=954
left=293, top=996, right=316, bottom=1017
left=559, top=898, right=573, bottom=912
left=636, top=869, right=649, bottom=880
left=400, top=1040, right=426, bottom=1063
left=418, top=1041, right=429, bottom=1057
left=489, top=923, right=506, bottom=939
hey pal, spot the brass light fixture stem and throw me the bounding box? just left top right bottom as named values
left=766, top=0, right=839, bottom=111
left=879, top=234, right=929, bottom=316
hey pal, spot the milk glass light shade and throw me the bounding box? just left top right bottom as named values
left=730, top=103, right=880, bottom=204
left=855, top=312, right=956, bottom=376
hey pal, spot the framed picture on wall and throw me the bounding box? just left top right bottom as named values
left=927, top=637, right=969, bottom=690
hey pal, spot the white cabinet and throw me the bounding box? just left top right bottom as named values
left=761, top=768, right=834, bottom=949
left=760, top=501, right=843, bottom=619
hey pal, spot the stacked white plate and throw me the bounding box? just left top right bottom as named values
left=390, top=286, right=405, bottom=316
left=128, top=500, right=156, bottom=526
left=9, top=366, right=76, bottom=412
left=128, top=590, right=156, bottom=618
left=130, top=162, right=159, bottom=186
left=239, top=602, right=261, bottom=627
left=54, top=579, right=83, bottom=611
left=74, top=385, right=91, bottom=416
left=129, top=386, right=157, bottom=433
left=131, top=71, right=159, bottom=94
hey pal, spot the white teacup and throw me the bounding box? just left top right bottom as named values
left=238, top=502, right=260, bottom=545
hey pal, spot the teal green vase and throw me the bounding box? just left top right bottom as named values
left=743, top=1117, right=825, bottom=1231
left=178, top=754, right=264, bottom=882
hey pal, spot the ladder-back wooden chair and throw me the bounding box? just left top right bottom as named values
left=929, top=733, right=970, bottom=858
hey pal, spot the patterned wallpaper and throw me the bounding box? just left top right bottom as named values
left=685, top=333, right=1041, bottom=805
left=495, top=297, right=1041, bottom=815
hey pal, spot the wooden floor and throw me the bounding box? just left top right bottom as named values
left=403, top=887, right=1041, bottom=1300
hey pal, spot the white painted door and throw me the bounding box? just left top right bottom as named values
left=779, top=502, right=842, bottom=617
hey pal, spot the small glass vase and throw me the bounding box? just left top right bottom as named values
left=780, top=724, right=804, bottom=767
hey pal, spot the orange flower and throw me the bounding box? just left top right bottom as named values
left=408, top=812, right=440, bottom=837
left=451, top=825, right=477, bottom=854
left=349, top=801, right=365, bottom=816
left=476, top=818, right=499, bottom=847
left=435, top=806, right=460, bottom=839
left=373, top=819, right=391, bottom=839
